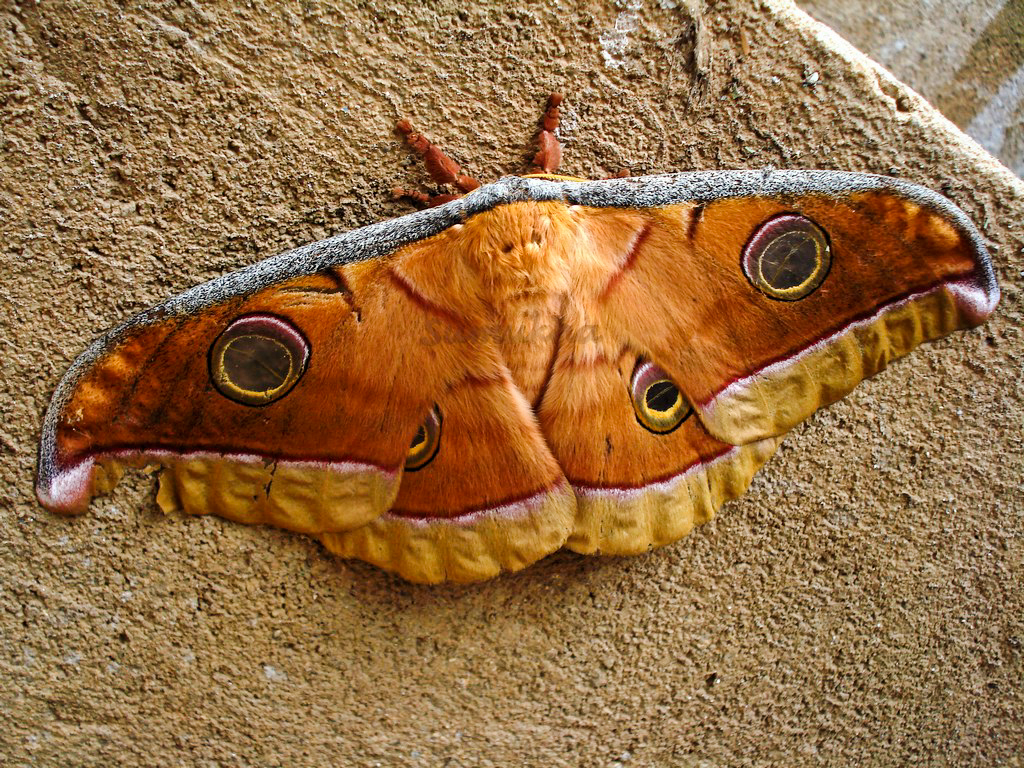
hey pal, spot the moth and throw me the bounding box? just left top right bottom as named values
left=36, top=95, right=999, bottom=583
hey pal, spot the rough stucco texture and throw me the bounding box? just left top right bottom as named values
left=2, top=1, right=1022, bottom=765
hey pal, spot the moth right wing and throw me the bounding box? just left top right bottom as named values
left=536, top=174, right=996, bottom=555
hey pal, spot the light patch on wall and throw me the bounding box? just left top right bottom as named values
left=600, top=0, right=643, bottom=68
left=967, top=63, right=1024, bottom=176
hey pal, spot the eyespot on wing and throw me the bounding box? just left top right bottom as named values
left=741, top=213, right=831, bottom=301
left=209, top=314, right=310, bottom=406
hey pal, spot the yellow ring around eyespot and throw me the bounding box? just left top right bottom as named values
left=636, top=381, right=689, bottom=433
left=521, top=173, right=589, bottom=182
left=754, top=229, right=830, bottom=301
left=406, top=437, right=430, bottom=467
left=215, top=334, right=297, bottom=404
left=646, top=384, right=683, bottom=416
left=405, top=406, right=443, bottom=471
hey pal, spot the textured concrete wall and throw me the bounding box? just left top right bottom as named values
left=2, top=1, right=1022, bottom=765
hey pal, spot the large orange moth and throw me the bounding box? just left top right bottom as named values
left=36, top=95, right=999, bottom=583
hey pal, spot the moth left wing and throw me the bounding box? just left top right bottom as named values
left=37, top=265, right=445, bottom=526
left=37, top=237, right=575, bottom=583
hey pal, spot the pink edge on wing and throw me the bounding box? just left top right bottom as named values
left=37, top=457, right=96, bottom=515
left=571, top=446, right=737, bottom=502
left=114, top=448, right=400, bottom=480
left=385, top=478, right=572, bottom=527
left=947, top=277, right=1000, bottom=326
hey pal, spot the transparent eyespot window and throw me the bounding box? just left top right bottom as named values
left=742, top=213, right=831, bottom=301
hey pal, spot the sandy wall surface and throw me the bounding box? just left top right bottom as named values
left=2, top=1, right=1022, bottom=765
